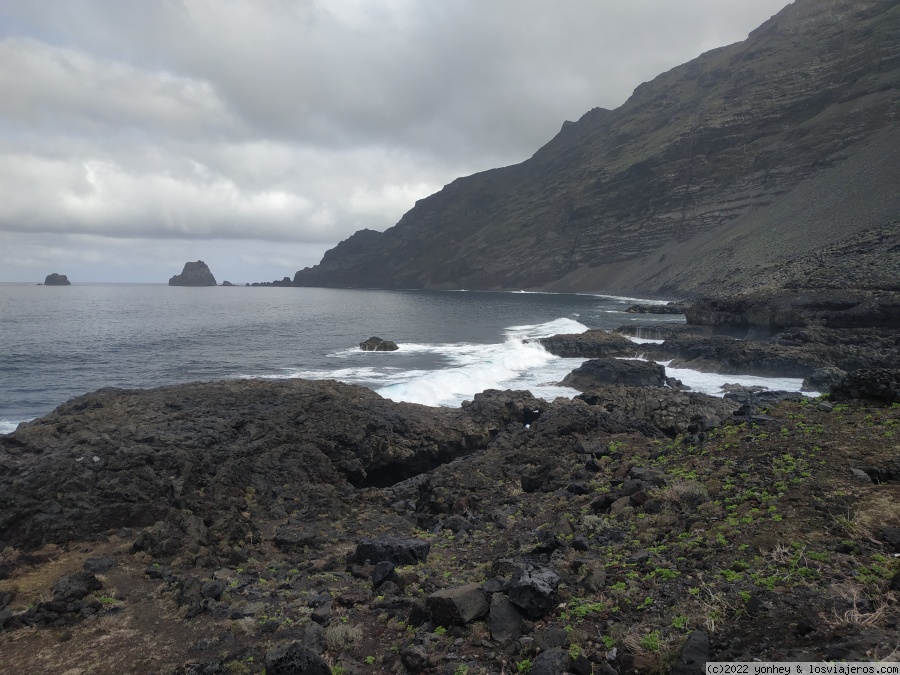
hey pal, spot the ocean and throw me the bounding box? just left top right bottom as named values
left=0, top=284, right=811, bottom=434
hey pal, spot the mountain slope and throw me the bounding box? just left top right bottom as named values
left=294, top=0, right=900, bottom=296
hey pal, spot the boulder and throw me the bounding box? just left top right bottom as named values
left=426, top=583, right=489, bottom=625
left=265, top=641, right=330, bottom=675
left=670, top=631, right=710, bottom=675
left=168, top=261, right=217, bottom=286
left=351, top=537, right=430, bottom=566
left=51, top=572, right=102, bottom=601
left=43, top=273, right=71, bottom=286
left=359, top=336, right=399, bottom=351
left=530, top=647, right=572, bottom=675
left=506, top=567, right=560, bottom=619
left=488, top=592, right=523, bottom=642
left=561, top=358, right=666, bottom=391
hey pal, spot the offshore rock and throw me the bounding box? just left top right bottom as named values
left=359, top=336, right=399, bottom=351
left=169, top=261, right=217, bottom=286
left=43, top=273, right=71, bottom=286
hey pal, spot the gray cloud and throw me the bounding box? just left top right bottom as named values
left=0, top=0, right=789, bottom=282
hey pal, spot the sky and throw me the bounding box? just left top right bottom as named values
left=0, top=0, right=790, bottom=284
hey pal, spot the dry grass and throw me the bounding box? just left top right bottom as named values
left=824, top=584, right=896, bottom=629
left=657, top=479, right=709, bottom=508
left=325, top=621, right=362, bottom=652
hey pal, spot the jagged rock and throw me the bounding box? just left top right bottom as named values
left=0, top=381, right=537, bottom=554
left=168, top=261, right=217, bottom=286
left=832, top=368, right=900, bottom=403
left=372, top=561, right=398, bottom=589
left=351, top=538, right=430, bottom=566
left=506, top=567, right=560, bottom=619
left=264, top=641, right=330, bottom=675
left=52, top=572, right=101, bottom=601
left=359, top=336, right=399, bottom=351
left=625, top=303, right=687, bottom=314
left=43, top=273, right=71, bottom=286
left=537, top=330, right=637, bottom=358
left=576, top=385, right=739, bottom=437
left=400, top=645, right=430, bottom=672
left=561, top=358, right=666, bottom=390
left=426, top=583, right=489, bottom=625
left=804, top=367, right=848, bottom=391
left=201, top=580, right=225, bottom=601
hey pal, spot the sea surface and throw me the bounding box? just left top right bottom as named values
left=0, top=284, right=811, bottom=434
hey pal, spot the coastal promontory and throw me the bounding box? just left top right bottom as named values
left=168, top=260, right=217, bottom=286
left=43, top=273, right=71, bottom=286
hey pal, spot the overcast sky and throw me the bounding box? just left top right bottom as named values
left=0, top=0, right=789, bottom=284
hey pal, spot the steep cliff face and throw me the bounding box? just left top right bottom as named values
left=294, top=0, right=899, bottom=295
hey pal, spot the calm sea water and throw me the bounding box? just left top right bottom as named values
left=0, top=284, right=808, bottom=433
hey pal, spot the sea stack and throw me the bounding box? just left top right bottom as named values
left=43, top=273, right=71, bottom=286
left=168, top=261, right=217, bottom=286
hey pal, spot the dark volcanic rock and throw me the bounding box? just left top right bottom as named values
left=561, top=358, right=666, bottom=390
left=530, top=648, right=572, bottom=675
left=52, top=572, right=102, bottom=601
left=351, top=538, right=431, bottom=566
left=265, top=641, right=330, bottom=675
left=670, top=631, right=710, bottom=675
left=537, top=329, right=637, bottom=358
left=576, top=385, right=739, bottom=437
left=686, top=291, right=900, bottom=338
left=625, top=302, right=686, bottom=314
left=43, top=273, right=71, bottom=286
left=0, top=381, right=540, bottom=555
left=488, top=593, right=523, bottom=642
left=426, top=583, right=489, bottom=626
left=506, top=567, right=560, bottom=619
left=359, top=336, right=399, bottom=351
left=168, top=261, right=217, bottom=286
left=832, top=369, right=900, bottom=403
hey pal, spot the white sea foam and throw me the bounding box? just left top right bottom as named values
left=505, top=317, right=589, bottom=338
left=627, top=336, right=665, bottom=345
left=372, top=318, right=586, bottom=406
left=593, top=294, right=672, bottom=305
left=376, top=338, right=582, bottom=407
left=248, top=316, right=813, bottom=408
left=662, top=362, right=817, bottom=398
left=0, top=420, right=24, bottom=435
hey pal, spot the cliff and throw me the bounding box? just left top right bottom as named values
left=168, top=260, right=217, bottom=287
left=294, top=0, right=899, bottom=296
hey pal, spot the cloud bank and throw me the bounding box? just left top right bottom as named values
left=0, top=0, right=789, bottom=282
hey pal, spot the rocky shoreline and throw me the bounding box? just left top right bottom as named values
left=1, top=293, right=898, bottom=674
